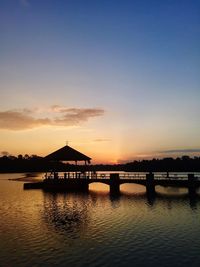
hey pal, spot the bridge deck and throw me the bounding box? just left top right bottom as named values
left=88, top=178, right=200, bottom=187
left=46, top=173, right=200, bottom=180
left=24, top=173, right=200, bottom=190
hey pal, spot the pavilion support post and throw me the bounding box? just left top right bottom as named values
left=110, top=173, right=120, bottom=195
left=75, top=160, right=77, bottom=178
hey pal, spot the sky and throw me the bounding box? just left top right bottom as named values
left=0, top=0, right=199, bottom=163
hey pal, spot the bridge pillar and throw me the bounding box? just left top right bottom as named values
left=188, top=174, right=196, bottom=196
left=146, top=172, right=155, bottom=195
left=110, top=173, right=120, bottom=195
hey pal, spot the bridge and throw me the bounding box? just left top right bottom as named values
left=24, top=172, right=200, bottom=196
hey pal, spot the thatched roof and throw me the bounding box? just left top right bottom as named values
left=44, top=145, right=91, bottom=163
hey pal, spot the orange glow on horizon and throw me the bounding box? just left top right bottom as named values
left=1, top=128, right=199, bottom=164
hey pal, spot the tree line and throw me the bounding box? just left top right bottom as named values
left=0, top=154, right=200, bottom=173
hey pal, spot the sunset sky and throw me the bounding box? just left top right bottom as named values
left=0, top=0, right=199, bottom=163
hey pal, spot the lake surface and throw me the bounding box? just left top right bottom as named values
left=0, top=173, right=200, bottom=267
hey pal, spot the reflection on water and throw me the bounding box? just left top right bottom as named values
left=42, top=192, right=89, bottom=238
left=0, top=174, right=200, bottom=267
left=89, top=181, right=200, bottom=209
left=4, top=172, right=44, bottom=182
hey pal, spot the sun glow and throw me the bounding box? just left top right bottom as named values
left=0, top=0, right=199, bottom=164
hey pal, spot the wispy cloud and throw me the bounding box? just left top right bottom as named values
left=0, top=110, right=50, bottom=130
left=159, top=149, right=200, bottom=154
left=53, top=107, right=104, bottom=126
left=94, top=139, right=111, bottom=142
left=0, top=106, right=105, bottom=130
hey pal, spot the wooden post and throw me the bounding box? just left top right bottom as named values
left=188, top=174, right=196, bottom=196
left=146, top=172, right=155, bottom=195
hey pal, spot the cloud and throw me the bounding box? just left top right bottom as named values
left=53, top=108, right=104, bottom=126
left=50, top=105, right=62, bottom=112
left=159, top=149, right=200, bottom=154
left=0, top=107, right=105, bottom=131
left=0, top=110, right=50, bottom=130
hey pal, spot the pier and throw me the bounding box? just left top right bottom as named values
left=23, top=145, right=200, bottom=195
left=24, top=172, right=200, bottom=196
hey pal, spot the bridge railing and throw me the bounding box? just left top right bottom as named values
left=94, top=173, right=110, bottom=179
left=95, top=172, right=200, bottom=180
left=194, top=173, right=200, bottom=179
left=154, top=173, right=188, bottom=180
left=119, top=173, right=147, bottom=179
left=44, top=172, right=200, bottom=181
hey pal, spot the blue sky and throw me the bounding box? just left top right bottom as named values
left=0, top=0, right=199, bottom=163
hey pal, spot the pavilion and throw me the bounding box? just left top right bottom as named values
left=45, top=145, right=91, bottom=165
left=44, top=145, right=92, bottom=179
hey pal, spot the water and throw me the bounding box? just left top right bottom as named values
left=0, top=173, right=200, bottom=267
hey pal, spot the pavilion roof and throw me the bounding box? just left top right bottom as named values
left=44, top=145, right=91, bottom=163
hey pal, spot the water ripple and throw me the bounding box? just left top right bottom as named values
left=0, top=177, right=200, bottom=266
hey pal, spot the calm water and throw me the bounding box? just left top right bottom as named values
left=0, top=173, right=200, bottom=267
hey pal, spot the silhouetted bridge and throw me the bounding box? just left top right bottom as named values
left=24, top=172, right=200, bottom=195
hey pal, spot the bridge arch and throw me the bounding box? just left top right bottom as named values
left=88, top=181, right=110, bottom=192
left=120, top=183, right=146, bottom=194
left=88, top=180, right=110, bottom=186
